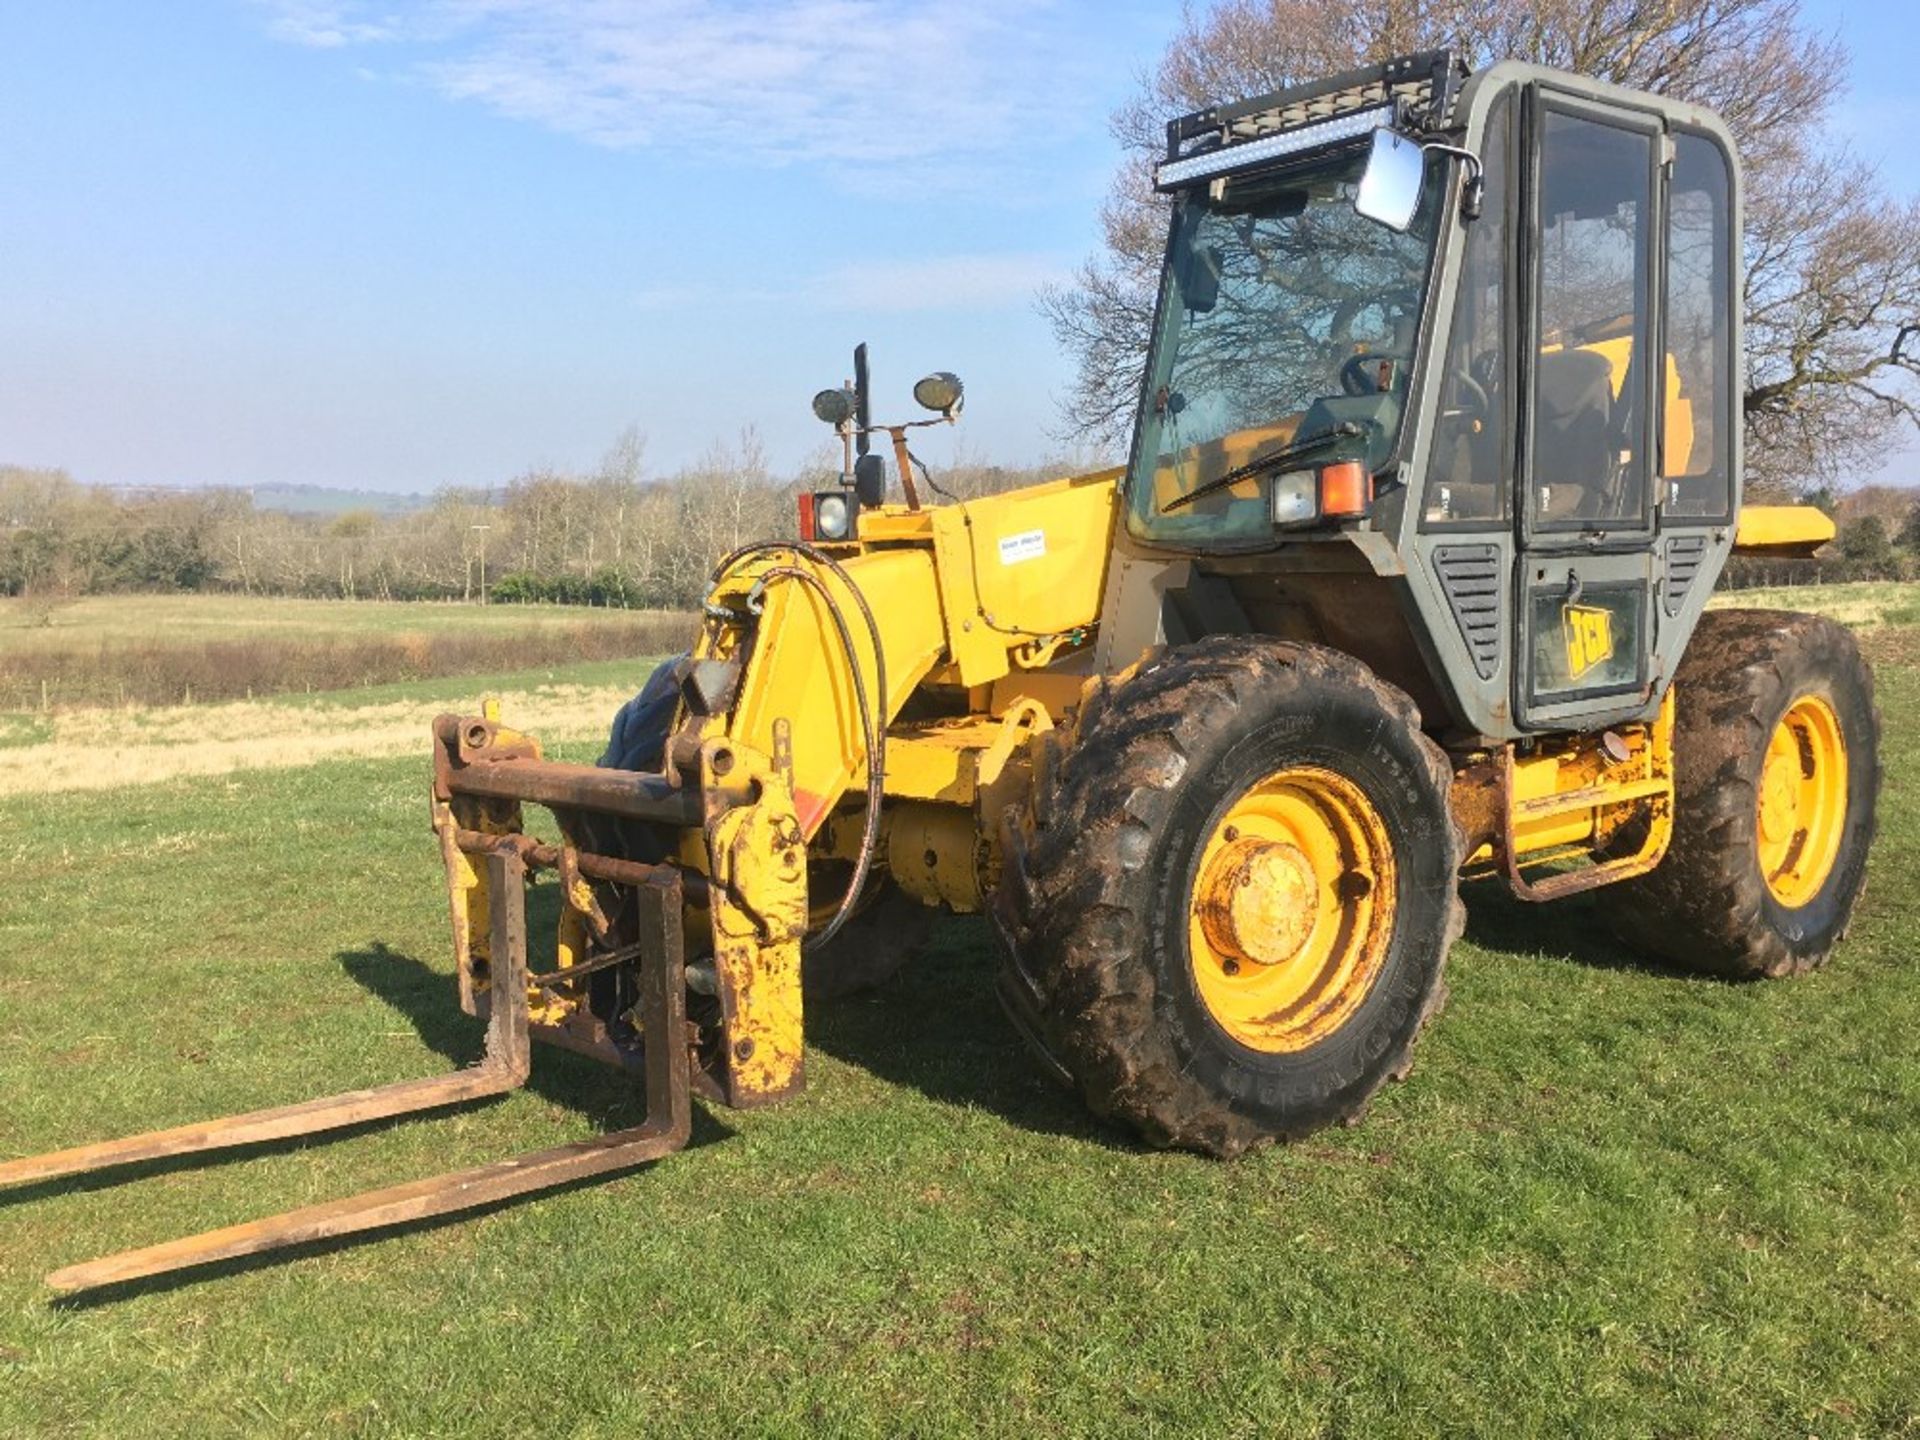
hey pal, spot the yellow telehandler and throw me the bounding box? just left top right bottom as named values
left=6, top=50, right=1878, bottom=1293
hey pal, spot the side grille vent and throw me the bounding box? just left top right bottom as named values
left=1434, top=544, right=1502, bottom=680
left=1664, top=534, right=1708, bottom=615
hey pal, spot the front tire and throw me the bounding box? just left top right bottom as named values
left=1609, top=608, right=1880, bottom=978
left=994, top=637, right=1463, bottom=1157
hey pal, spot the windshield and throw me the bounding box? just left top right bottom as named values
left=1125, top=144, right=1446, bottom=547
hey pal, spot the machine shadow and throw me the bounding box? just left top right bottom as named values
left=348, top=893, right=1130, bottom=1156
left=1457, top=880, right=1710, bottom=981
left=802, top=916, right=1138, bottom=1152
left=342, top=878, right=1701, bottom=1169
left=336, top=942, right=737, bottom=1137
left=339, top=864, right=703, bottom=1125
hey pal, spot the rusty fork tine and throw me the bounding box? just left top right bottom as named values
left=0, top=1071, right=520, bottom=1191
left=1, top=853, right=534, bottom=1194
left=44, top=1107, right=689, bottom=1295
left=42, top=871, right=691, bottom=1297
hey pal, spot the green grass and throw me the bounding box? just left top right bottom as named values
left=0, top=712, right=53, bottom=749
left=1712, top=579, right=1920, bottom=628
left=1, top=636, right=1917, bottom=1436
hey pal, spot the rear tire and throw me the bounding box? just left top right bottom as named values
left=1609, top=608, right=1879, bottom=978
left=994, top=636, right=1463, bottom=1157
left=598, top=657, right=925, bottom=999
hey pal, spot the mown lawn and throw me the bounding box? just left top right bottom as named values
left=0, top=622, right=1916, bottom=1437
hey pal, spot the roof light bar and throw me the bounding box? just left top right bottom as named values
left=1155, top=103, right=1394, bottom=192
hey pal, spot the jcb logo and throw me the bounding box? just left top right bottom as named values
left=1563, top=603, right=1615, bottom=680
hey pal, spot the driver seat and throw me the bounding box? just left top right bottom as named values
left=1532, top=348, right=1615, bottom=522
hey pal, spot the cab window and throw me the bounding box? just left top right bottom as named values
left=1425, top=93, right=1510, bottom=525
left=1662, top=130, right=1734, bottom=518
left=1530, top=108, right=1655, bottom=530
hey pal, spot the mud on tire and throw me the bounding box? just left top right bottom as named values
left=993, top=635, right=1464, bottom=1157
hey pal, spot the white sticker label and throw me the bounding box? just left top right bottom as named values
left=998, top=529, right=1046, bottom=565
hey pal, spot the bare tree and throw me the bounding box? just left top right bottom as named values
left=1040, top=0, right=1920, bottom=494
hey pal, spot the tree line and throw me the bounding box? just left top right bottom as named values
left=0, top=431, right=1081, bottom=606
left=1043, top=0, right=1920, bottom=498
left=7, top=423, right=1907, bottom=605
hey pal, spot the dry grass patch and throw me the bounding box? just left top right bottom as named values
left=0, top=681, right=637, bottom=795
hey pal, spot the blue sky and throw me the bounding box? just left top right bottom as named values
left=1, top=1, right=1914, bottom=493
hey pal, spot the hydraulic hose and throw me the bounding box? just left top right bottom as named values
left=714, top=541, right=888, bottom=952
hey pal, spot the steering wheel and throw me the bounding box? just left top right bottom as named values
left=1340, top=351, right=1410, bottom=396
left=1448, top=371, right=1491, bottom=422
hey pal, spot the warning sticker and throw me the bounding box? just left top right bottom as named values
left=998, top=529, right=1046, bottom=565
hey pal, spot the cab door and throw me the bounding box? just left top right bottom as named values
left=1514, top=89, right=1664, bottom=728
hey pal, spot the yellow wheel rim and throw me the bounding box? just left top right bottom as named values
left=1756, top=694, right=1848, bottom=908
left=1187, top=767, right=1395, bottom=1053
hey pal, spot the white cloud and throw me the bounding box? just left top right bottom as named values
left=253, top=0, right=1101, bottom=177
left=256, top=1, right=401, bottom=48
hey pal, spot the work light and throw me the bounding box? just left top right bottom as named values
left=812, top=387, right=855, bottom=426
left=1155, top=104, right=1394, bottom=191
left=1270, top=471, right=1318, bottom=525
left=912, top=371, right=964, bottom=416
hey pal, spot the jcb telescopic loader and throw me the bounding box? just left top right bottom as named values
left=8, top=51, right=1879, bottom=1294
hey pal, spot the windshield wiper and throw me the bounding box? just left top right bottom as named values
left=1159, top=422, right=1364, bottom=514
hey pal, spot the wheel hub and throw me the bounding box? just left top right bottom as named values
left=1185, top=766, right=1396, bottom=1054
left=1758, top=749, right=1799, bottom=845
left=1756, top=694, right=1848, bottom=908
left=1197, top=840, right=1319, bottom=967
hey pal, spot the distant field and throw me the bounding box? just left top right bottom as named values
left=0, top=594, right=692, bottom=710
left=0, top=593, right=676, bottom=649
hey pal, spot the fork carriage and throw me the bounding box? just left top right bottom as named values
left=2, top=708, right=772, bottom=1295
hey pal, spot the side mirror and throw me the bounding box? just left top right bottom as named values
left=853, top=453, right=887, bottom=508
left=1355, top=128, right=1425, bottom=232
left=1179, top=244, right=1223, bottom=314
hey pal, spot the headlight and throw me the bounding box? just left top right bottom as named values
left=813, top=492, right=852, bottom=541
left=1269, top=461, right=1372, bottom=528
left=1270, top=470, right=1318, bottom=525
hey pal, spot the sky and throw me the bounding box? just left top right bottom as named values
left=1, top=0, right=1915, bottom=494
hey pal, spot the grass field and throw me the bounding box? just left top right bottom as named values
left=1712, top=579, right=1920, bottom=631
left=1, top=587, right=1916, bottom=1437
